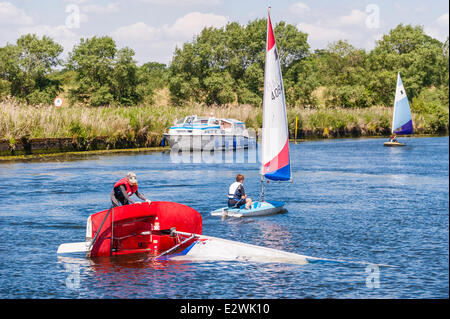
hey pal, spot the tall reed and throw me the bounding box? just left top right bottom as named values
left=0, top=95, right=443, bottom=144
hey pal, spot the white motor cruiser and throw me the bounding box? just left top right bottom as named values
left=163, top=115, right=256, bottom=151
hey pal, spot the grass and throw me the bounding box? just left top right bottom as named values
left=288, top=106, right=393, bottom=137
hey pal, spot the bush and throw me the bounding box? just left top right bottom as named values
left=411, top=87, right=448, bottom=114
left=203, top=72, right=236, bottom=105
left=0, top=35, right=63, bottom=104
left=90, top=86, right=114, bottom=107
left=0, top=79, right=11, bottom=99
left=67, top=36, right=144, bottom=106
left=237, top=86, right=262, bottom=106
left=325, top=85, right=374, bottom=108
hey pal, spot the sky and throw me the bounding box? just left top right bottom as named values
left=0, top=0, right=448, bottom=65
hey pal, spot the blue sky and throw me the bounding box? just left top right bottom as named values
left=0, top=0, right=448, bottom=65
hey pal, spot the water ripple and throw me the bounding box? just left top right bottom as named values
left=0, top=137, right=448, bottom=298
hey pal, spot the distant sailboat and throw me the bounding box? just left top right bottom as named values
left=384, top=73, right=413, bottom=147
left=211, top=7, right=290, bottom=218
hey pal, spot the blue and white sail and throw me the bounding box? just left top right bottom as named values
left=392, top=73, right=413, bottom=135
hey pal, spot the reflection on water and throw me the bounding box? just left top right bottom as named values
left=0, top=137, right=448, bottom=298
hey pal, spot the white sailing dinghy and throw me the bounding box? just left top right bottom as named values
left=384, top=73, right=414, bottom=147
left=211, top=8, right=291, bottom=218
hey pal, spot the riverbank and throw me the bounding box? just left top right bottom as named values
left=0, top=146, right=169, bottom=162
left=0, top=136, right=164, bottom=156
left=1, top=97, right=448, bottom=157
left=2, top=135, right=447, bottom=162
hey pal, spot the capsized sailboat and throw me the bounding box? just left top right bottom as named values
left=210, top=7, right=290, bottom=218
left=57, top=202, right=202, bottom=257
left=54, top=201, right=312, bottom=264
left=384, top=73, right=413, bottom=147
left=57, top=201, right=392, bottom=267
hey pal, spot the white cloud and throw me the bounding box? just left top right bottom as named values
left=436, top=13, right=449, bottom=27
left=82, top=2, right=120, bottom=14
left=137, top=0, right=222, bottom=5
left=0, top=1, right=33, bottom=26
left=294, top=7, right=384, bottom=50
left=112, top=22, right=158, bottom=42
left=165, top=11, right=228, bottom=39
left=17, top=24, right=80, bottom=54
left=337, top=9, right=367, bottom=26
left=111, top=12, right=229, bottom=64
left=289, top=2, right=311, bottom=17
left=112, top=12, right=229, bottom=43
left=297, top=22, right=347, bottom=43
left=64, top=0, right=89, bottom=3
left=424, top=12, right=449, bottom=42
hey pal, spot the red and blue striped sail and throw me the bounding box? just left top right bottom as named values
left=261, top=9, right=291, bottom=182
left=392, top=73, right=413, bottom=135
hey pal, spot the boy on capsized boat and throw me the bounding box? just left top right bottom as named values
left=228, top=174, right=252, bottom=209
left=111, top=172, right=151, bottom=207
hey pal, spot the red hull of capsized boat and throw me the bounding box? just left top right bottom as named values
left=87, top=201, right=202, bottom=257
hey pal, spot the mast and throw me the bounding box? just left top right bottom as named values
left=391, top=72, right=399, bottom=134
left=259, top=6, right=271, bottom=201
left=259, top=7, right=291, bottom=201
left=391, top=72, right=413, bottom=135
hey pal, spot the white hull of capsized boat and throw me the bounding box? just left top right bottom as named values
left=164, top=233, right=309, bottom=265
left=58, top=233, right=310, bottom=265
left=57, top=231, right=393, bottom=267
left=163, top=232, right=395, bottom=267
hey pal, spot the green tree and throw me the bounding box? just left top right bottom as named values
left=291, top=41, right=371, bottom=108
left=137, top=62, right=168, bottom=104
left=203, top=71, right=236, bottom=105
left=168, top=18, right=309, bottom=106
left=111, top=47, right=140, bottom=105
left=67, top=36, right=142, bottom=106
left=0, top=34, right=63, bottom=104
left=274, top=21, right=309, bottom=71
left=367, top=24, right=448, bottom=105
left=284, top=55, right=321, bottom=107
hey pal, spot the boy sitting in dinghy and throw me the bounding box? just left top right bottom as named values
left=111, top=172, right=151, bottom=207
left=228, top=174, right=252, bottom=209
left=389, top=134, right=398, bottom=142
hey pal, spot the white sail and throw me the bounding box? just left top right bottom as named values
left=261, top=8, right=291, bottom=181
left=392, top=73, right=413, bottom=135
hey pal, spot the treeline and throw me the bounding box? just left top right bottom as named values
left=0, top=20, right=448, bottom=120
left=0, top=35, right=167, bottom=106
left=168, top=21, right=448, bottom=125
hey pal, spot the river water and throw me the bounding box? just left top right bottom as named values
left=0, top=136, right=448, bottom=299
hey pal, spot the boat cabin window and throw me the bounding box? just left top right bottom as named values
left=220, top=121, right=232, bottom=130
left=183, top=115, right=197, bottom=125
